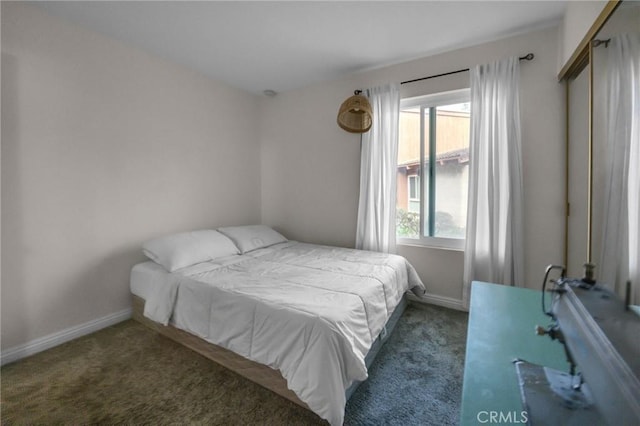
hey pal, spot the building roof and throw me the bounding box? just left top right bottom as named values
left=398, top=147, right=469, bottom=169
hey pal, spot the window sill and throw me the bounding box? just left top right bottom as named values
left=397, top=237, right=465, bottom=252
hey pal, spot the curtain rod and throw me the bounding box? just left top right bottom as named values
left=400, top=53, right=535, bottom=85
left=592, top=39, right=611, bottom=48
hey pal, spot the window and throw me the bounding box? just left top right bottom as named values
left=396, top=89, right=470, bottom=249
left=408, top=174, right=420, bottom=212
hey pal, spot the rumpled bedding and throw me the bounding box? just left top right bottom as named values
left=138, top=241, right=425, bottom=425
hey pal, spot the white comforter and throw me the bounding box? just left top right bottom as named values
left=140, top=241, right=425, bottom=425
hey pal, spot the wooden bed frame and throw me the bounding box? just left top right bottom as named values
left=132, top=293, right=408, bottom=416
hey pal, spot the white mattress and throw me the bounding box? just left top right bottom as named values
left=130, top=260, right=167, bottom=299
left=130, top=241, right=425, bottom=425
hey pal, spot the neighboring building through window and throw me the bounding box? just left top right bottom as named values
left=396, top=89, right=470, bottom=248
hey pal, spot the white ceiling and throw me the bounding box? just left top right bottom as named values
left=34, top=1, right=567, bottom=95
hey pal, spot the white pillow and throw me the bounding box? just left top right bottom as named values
left=142, top=229, right=239, bottom=272
left=217, top=225, right=287, bottom=254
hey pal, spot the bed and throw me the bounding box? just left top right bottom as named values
left=130, top=226, right=426, bottom=425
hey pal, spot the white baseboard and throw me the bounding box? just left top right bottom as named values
left=408, top=293, right=467, bottom=312
left=1, top=308, right=132, bottom=366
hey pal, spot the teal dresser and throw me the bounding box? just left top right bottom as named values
left=460, top=281, right=568, bottom=425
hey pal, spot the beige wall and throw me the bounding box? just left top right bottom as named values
left=558, top=0, right=609, bottom=73
left=260, top=27, right=565, bottom=301
left=1, top=3, right=261, bottom=350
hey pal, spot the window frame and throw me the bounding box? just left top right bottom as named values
left=397, top=88, right=470, bottom=251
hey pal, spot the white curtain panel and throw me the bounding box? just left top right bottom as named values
left=355, top=83, right=401, bottom=253
left=599, top=33, right=640, bottom=304
left=462, top=56, right=525, bottom=308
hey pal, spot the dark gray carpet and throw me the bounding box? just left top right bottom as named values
left=1, top=302, right=468, bottom=425
left=345, top=303, right=468, bottom=425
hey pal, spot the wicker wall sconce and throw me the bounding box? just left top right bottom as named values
left=337, top=90, right=372, bottom=133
